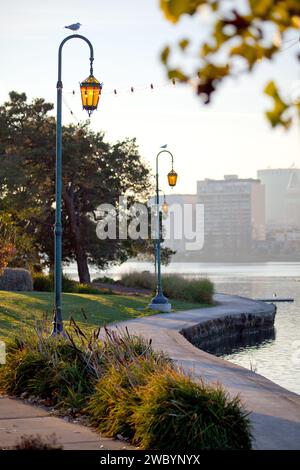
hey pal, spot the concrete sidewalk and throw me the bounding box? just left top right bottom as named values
left=108, top=293, right=300, bottom=450
left=0, top=396, right=133, bottom=450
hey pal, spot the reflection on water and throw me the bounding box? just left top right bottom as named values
left=211, top=276, right=300, bottom=396
left=197, top=327, right=276, bottom=357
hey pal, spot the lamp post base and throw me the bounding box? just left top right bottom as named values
left=148, top=293, right=171, bottom=313
left=50, top=308, right=66, bottom=337
left=51, top=323, right=66, bottom=337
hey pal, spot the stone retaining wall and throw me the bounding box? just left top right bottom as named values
left=180, top=308, right=276, bottom=348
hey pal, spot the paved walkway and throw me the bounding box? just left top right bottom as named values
left=0, top=396, right=133, bottom=450
left=108, top=293, right=300, bottom=450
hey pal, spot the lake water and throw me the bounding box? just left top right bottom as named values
left=66, top=262, right=300, bottom=395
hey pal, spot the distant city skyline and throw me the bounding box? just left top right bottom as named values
left=1, top=0, right=300, bottom=195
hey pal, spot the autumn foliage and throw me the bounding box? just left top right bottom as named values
left=0, top=242, right=15, bottom=272
left=160, top=0, right=300, bottom=128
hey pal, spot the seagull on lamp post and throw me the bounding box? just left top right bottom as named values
left=65, top=23, right=82, bottom=33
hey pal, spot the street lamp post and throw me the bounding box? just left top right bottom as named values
left=154, top=190, right=168, bottom=276
left=158, top=189, right=169, bottom=217
left=149, top=148, right=177, bottom=313
left=52, top=34, right=102, bottom=336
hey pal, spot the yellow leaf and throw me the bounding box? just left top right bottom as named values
left=168, top=69, right=188, bottom=81
left=179, top=38, right=189, bottom=50
left=291, top=16, right=300, bottom=29
left=264, top=81, right=277, bottom=97
left=161, top=46, right=170, bottom=65
left=160, top=0, right=203, bottom=23
left=264, top=80, right=291, bottom=129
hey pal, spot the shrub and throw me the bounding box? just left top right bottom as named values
left=121, top=271, right=156, bottom=290
left=33, top=273, right=79, bottom=293
left=32, top=273, right=52, bottom=292
left=164, top=277, right=214, bottom=304
left=86, top=357, right=167, bottom=439
left=33, top=274, right=106, bottom=295
left=92, top=276, right=116, bottom=284
left=133, top=368, right=252, bottom=450
left=0, top=334, right=93, bottom=412
left=99, top=327, right=170, bottom=370
left=0, top=324, right=252, bottom=450
left=120, top=272, right=214, bottom=304
left=74, top=283, right=102, bottom=295
left=0, top=268, right=33, bottom=291
left=61, top=275, right=78, bottom=293
left=0, top=323, right=169, bottom=416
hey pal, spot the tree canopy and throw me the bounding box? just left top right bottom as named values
left=160, top=0, right=300, bottom=128
left=0, top=92, right=157, bottom=282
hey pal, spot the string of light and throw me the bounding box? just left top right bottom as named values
left=66, top=77, right=177, bottom=98
left=62, top=37, right=300, bottom=122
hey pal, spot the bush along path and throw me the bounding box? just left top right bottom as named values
left=95, top=272, right=215, bottom=305
left=0, top=321, right=252, bottom=450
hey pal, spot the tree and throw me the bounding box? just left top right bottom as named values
left=160, top=0, right=300, bottom=128
left=0, top=213, right=15, bottom=272
left=0, top=92, right=160, bottom=282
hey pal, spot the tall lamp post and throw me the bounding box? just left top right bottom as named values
left=149, top=148, right=177, bottom=313
left=52, top=34, right=102, bottom=336
left=154, top=190, right=169, bottom=276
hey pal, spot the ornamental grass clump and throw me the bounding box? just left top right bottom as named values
left=120, top=272, right=214, bottom=304
left=0, top=333, right=93, bottom=412
left=120, top=271, right=155, bottom=290
left=99, top=326, right=169, bottom=368
left=133, top=368, right=252, bottom=451
left=0, top=320, right=170, bottom=417
left=86, top=355, right=169, bottom=439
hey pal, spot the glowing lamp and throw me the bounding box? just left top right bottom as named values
left=80, top=75, right=102, bottom=116
left=162, top=201, right=169, bottom=215
left=167, top=169, right=177, bottom=187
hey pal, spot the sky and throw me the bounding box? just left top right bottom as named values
left=1, top=0, right=300, bottom=195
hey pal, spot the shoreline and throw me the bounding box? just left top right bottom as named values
left=110, top=293, right=300, bottom=450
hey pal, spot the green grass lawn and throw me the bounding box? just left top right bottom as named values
left=0, top=290, right=207, bottom=340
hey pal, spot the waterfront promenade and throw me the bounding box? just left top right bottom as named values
left=111, top=293, right=300, bottom=450
left=1, top=293, right=299, bottom=450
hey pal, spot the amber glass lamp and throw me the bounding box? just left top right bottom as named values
left=162, top=200, right=169, bottom=215
left=167, top=169, right=178, bottom=187
left=80, top=75, right=102, bottom=116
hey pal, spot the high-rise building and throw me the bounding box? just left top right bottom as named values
left=149, top=194, right=198, bottom=254
left=257, top=168, right=300, bottom=229
left=197, top=175, right=265, bottom=255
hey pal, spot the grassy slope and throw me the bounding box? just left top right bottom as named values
left=0, top=291, right=206, bottom=340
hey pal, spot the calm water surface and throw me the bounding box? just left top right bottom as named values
left=208, top=276, right=300, bottom=396
left=67, top=262, right=300, bottom=395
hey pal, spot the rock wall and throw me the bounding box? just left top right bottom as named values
left=181, top=308, right=276, bottom=348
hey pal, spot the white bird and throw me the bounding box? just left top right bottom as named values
left=65, top=22, right=82, bottom=33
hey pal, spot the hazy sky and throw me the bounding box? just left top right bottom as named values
left=1, top=0, right=300, bottom=195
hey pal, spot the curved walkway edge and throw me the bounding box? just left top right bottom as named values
left=111, top=293, right=300, bottom=450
